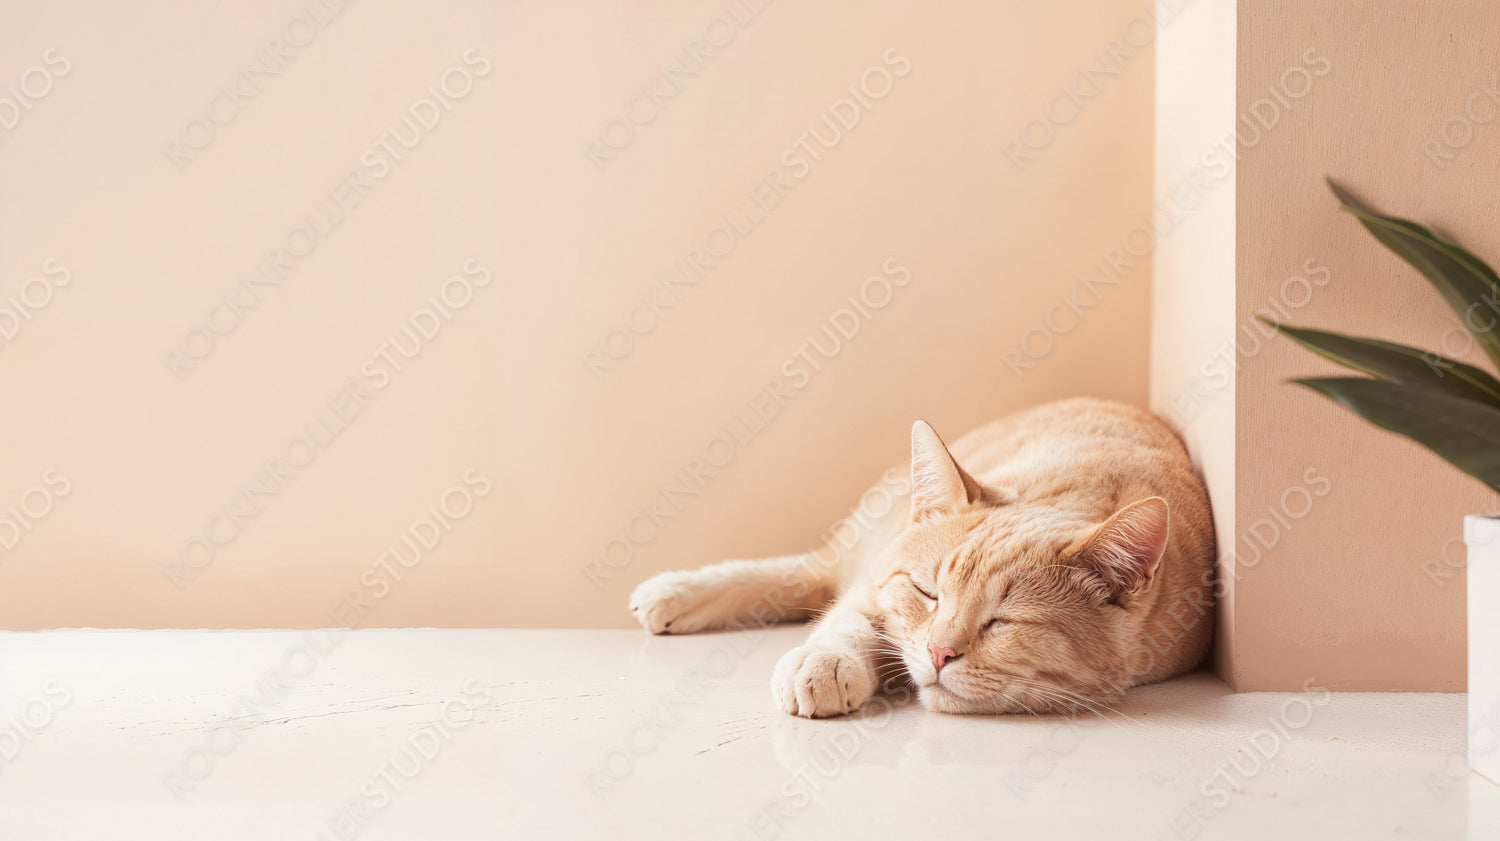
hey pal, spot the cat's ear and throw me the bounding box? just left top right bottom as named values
left=910, top=420, right=985, bottom=521
left=1076, top=496, right=1171, bottom=593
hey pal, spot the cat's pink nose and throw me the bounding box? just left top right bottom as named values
left=929, top=644, right=960, bottom=673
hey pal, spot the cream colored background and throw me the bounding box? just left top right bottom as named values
left=1151, top=0, right=1236, bottom=685
left=0, top=0, right=1156, bottom=630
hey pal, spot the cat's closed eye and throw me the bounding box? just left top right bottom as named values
left=907, top=575, right=937, bottom=601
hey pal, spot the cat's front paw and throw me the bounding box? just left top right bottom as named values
left=772, top=643, right=877, bottom=718
left=629, top=570, right=714, bottom=635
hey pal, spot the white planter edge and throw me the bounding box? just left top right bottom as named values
left=1468, top=513, right=1500, bottom=787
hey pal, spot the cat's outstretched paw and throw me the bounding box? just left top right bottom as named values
left=772, top=643, right=878, bottom=718
left=629, top=570, right=717, bottom=635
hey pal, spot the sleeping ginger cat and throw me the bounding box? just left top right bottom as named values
left=629, top=398, right=1215, bottom=718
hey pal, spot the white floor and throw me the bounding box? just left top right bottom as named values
left=0, top=626, right=1495, bottom=840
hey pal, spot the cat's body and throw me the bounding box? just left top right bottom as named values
left=630, top=398, right=1215, bottom=718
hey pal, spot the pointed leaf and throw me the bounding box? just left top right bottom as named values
left=1296, top=377, right=1500, bottom=494
left=1266, top=318, right=1500, bottom=408
left=1328, top=179, right=1500, bottom=374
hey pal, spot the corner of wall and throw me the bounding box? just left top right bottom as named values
left=1149, top=0, right=1238, bottom=687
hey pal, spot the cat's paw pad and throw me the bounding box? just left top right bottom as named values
left=772, top=644, right=877, bottom=718
left=629, top=571, right=714, bottom=635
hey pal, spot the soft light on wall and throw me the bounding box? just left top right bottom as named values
left=0, top=0, right=1157, bottom=630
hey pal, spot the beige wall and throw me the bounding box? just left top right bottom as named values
left=1229, top=0, right=1500, bottom=690
left=0, top=0, right=1156, bottom=629
left=1150, top=0, right=1237, bottom=679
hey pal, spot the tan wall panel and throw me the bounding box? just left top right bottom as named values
left=1235, top=0, right=1500, bottom=690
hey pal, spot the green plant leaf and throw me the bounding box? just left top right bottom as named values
left=1295, top=377, right=1500, bottom=494
left=1327, top=179, right=1500, bottom=374
left=1265, top=318, right=1500, bottom=408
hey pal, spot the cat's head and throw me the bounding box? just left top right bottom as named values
left=875, top=421, right=1172, bottom=715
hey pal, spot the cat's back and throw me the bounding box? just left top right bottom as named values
left=949, top=399, right=1206, bottom=528
left=952, top=398, right=1185, bottom=472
